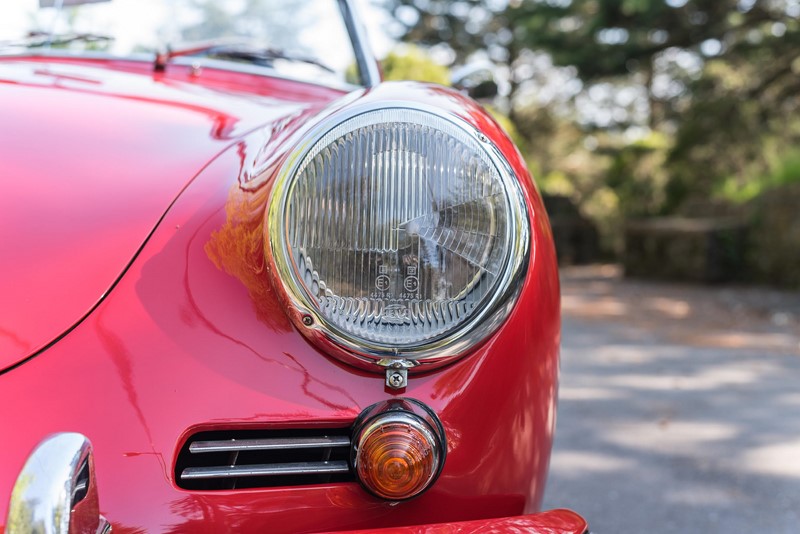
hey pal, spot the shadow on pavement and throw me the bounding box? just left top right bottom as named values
left=544, top=266, right=800, bottom=534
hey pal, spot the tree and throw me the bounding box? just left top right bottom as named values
left=381, top=0, right=800, bottom=215
left=381, top=45, right=452, bottom=85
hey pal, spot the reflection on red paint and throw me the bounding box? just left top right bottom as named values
left=0, top=67, right=566, bottom=532
left=0, top=57, right=343, bottom=371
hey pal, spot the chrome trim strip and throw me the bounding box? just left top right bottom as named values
left=189, top=436, right=350, bottom=453
left=340, top=0, right=381, bottom=87
left=181, top=461, right=350, bottom=480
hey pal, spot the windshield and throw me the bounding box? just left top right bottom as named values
left=0, top=0, right=364, bottom=87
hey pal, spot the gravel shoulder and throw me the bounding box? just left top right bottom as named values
left=543, top=266, right=800, bottom=533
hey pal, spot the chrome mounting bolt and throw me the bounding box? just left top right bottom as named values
left=377, top=358, right=417, bottom=390
left=386, top=369, right=408, bottom=389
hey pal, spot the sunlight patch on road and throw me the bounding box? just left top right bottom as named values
left=607, top=362, right=776, bottom=391
left=740, top=439, right=800, bottom=478
left=687, top=331, right=800, bottom=353
left=559, top=386, right=626, bottom=401
left=601, top=421, right=738, bottom=454
left=775, top=393, right=800, bottom=406
left=548, top=450, right=635, bottom=478
left=562, top=294, right=627, bottom=317
left=663, top=484, right=748, bottom=506
left=643, top=297, right=691, bottom=318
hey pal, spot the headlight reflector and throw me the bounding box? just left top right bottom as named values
left=268, top=107, right=529, bottom=367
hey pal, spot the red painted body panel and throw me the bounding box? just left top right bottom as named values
left=325, top=509, right=588, bottom=534
left=0, top=57, right=344, bottom=370
left=0, top=60, right=564, bottom=533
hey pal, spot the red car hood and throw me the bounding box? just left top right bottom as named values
left=0, top=58, right=341, bottom=371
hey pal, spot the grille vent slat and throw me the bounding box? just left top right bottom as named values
left=182, top=461, right=351, bottom=480
left=189, top=436, right=351, bottom=453
left=176, top=429, right=353, bottom=491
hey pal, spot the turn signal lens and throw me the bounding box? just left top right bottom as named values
left=352, top=401, right=446, bottom=501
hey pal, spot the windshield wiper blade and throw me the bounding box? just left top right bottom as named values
left=0, top=32, right=113, bottom=49
left=207, top=47, right=336, bottom=74
left=154, top=41, right=335, bottom=74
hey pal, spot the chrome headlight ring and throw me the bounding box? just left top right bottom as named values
left=265, top=103, right=530, bottom=372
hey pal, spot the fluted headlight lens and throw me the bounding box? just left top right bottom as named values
left=269, top=108, right=528, bottom=364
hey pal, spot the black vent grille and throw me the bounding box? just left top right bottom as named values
left=175, top=428, right=354, bottom=490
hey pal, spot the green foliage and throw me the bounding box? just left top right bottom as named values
left=717, top=151, right=800, bottom=203
left=485, top=106, right=528, bottom=155
left=379, top=0, right=506, bottom=64
left=665, top=45, right=800, bottom=210
left=380, top=46, right=451, bottom=85
left=382, top=0, right=800, bottom=267
left=606, top=133, right=670, bottom=217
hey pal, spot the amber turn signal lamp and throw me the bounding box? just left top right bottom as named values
left=352, top=399, right=446, bottom=501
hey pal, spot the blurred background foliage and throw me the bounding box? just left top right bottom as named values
left=381, top=44, right=452, bottom=85
left=377, top=0, right=800, bottom=286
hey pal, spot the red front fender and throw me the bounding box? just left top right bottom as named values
left=322, top=509, right=588, bottom=534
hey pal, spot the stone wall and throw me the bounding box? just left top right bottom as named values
left=542, top=194, right=601, bottom=265
left=624, top=218, right=748, bottom=283
left=746, top=183, right=800, bottom=288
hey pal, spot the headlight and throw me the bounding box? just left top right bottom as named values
left=267, top=106, right=529, bottom=371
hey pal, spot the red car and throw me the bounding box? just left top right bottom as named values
left=0, top=1, right=586, bottom=532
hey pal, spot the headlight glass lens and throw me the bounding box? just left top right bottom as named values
left=272, top=108, right=527, bottom=358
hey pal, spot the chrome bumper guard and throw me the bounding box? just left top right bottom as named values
left=6, top=433, right=111, bottom=534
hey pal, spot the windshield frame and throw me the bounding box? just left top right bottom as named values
left=339, top=0, right=380, bottom=88
left=0, top=0, right=380, bottom=90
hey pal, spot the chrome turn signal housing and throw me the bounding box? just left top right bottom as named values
left=351, top=399, right=446, bottom=501
left=6, top=432, right=111, bottom=534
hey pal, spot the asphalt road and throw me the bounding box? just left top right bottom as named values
left=543, top=266, right=800, bottom=534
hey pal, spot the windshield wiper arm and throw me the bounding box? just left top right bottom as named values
left=0, top=32, right=113, bottom=49
left=154, top=41, right=335, bottom=74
